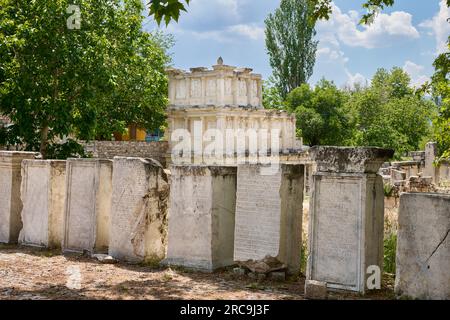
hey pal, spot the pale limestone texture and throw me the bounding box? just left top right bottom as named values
left=109, top=157, right=169, bottom=262
left=167, top=60, right=263, bottom=109
left=19, top=160, right=66, bottom=248
left=395, top=193, right=450, bottom=300
left=166, top=61, right=299, bottom=166
left=0, top=151, right=37, bottom=243
left=306, top=147, right=393, bottom=294
left=163, top=165, right=237, bottom=271
left=63, top=159, right=112, bottom=253
left=234, top=164, right=304, bottom=274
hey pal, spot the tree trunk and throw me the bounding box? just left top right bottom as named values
left=39, top=125, right=49, bottom=159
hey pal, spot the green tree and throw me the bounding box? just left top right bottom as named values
left=430, top=39, right=450, bottom=160
left=0, top=0, right=171, bottom=158
left=286, top=79, right=351, bottom=146
left=262, top=76, right=285, bottom=110
left=265, top=0, right=318, bottom=99
left=346, top=68, right=436, bottom=158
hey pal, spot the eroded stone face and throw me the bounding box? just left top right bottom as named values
left=0, top=151, right=38, bottom=243
left=310, top=146, right=394, bottom=173
left=109, top=157, right=169, bottom=262
left=395, top=193, right=450, bottom=300
left=63, top=159, right=113, bottom=253
left=233, top=164, right=304, bottom=274
left=306, top=147, right=390, bottom=294
left=163, top=165, right=237, bottom=271
left=19, top=160, right=66, bottom=248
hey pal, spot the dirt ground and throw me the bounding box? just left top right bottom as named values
left=0, top=244, right=395, bottom=300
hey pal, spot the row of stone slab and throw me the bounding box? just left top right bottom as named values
left=0, top=149, right=449, bottom=299
left=0, top=152, right=168, bottom=262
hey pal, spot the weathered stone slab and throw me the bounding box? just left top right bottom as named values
left=19, top=160, right=66, bottom=248
left=395, top=193, right=450, bottom=300
left=306, top=147, right=393, bottom=294
left=109, top=157, right=169, bottom=262
left=0, top=151, right=37, bottom=243
left=63, top=159, right=113, bottom=253
left=234, top=164, right=304, bottom=274
left=163, top=165, right=237, bottom=271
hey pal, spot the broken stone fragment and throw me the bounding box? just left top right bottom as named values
left=304, top=280, right=328, bottom=300
left=92, top=254, right=117, bottom=264
left=238, top=255, right=286, bottom=274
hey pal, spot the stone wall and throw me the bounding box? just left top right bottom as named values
left=19, top=160, right=66, bottom=248
left=164, top=165, right=237, bottom=271
left=63, top=159, right=113, bottom=253
left=0, top=151, right=38, bottom=243
left=395, top=192, right=450, bottom=299
left=83, top=141, right=169, bottom=167
left=234, top=164, right=304, bottom=274
left=109, top=157, right=169, bottom=262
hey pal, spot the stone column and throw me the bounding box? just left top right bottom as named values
left=306, top=147, right=394, bottom=294
left=109, top=157, right=169, bottom=262
left=163, top=165, right=237, bottom=272
left=234, top=164, right=304, bottom=274
left=424, top=142, right=438, bottom=183
left=63, top=159, right=113, bottom=253
left=0, top=151, right=37, bottom=243
left=19, top=160, right=66, bottom=248
left=246, top=78, right=252, bottom=106
left=232, top=78, right=238, bottom=106
left=395, top=193, right=450, bottom=300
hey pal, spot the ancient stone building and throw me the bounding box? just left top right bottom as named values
left=165, top=58, right=299, bottom=165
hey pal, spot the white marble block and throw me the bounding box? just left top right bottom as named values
left=234, top=164, right=304, bottom=273
left=395, top=192, right=450, bottom=300
left=19, top=160, right=66, bottom=248
left=63, top=159, right=113, bottom=253
left=306, top=147, right=393, bottom=294
left=163, top=165, right=237, bottom=271
left=0, top=151, right=37, bottom=243
left=109, top=157, right=169, bottom=262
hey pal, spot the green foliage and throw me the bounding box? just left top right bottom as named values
left=430, top=41, right=450, bottom=160
left=384, top=232, right=397, bottom=274
left=383, top=183, right=394, bottom=197
left=262, top=76, right=285, bottom=110
left=286, top=79, right=351, bottom=146
left=0, top=0, right=172, bottom=158
left=265, top=0, right=318, bottom=99
left=148, top=0, right=190, bottom=26
left=346, top=68, right=436, bottom=159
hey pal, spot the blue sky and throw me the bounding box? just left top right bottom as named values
left=144, top=0, right=450, bottom=89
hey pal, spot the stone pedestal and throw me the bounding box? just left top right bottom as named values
left=163, top=165, right=237, bottom=271
left=63, top=159, right=113, bottom=253
left=233, top=164, right=304, bottom=273
left=306, top=147, right=393, bottom=294
left=0, top=151, right=37, bottom=243
left=19, top=160, right=66, bottom=248
left=109, top=157, right=169, bottom=262
left=395, top=193, right=450, bottom=300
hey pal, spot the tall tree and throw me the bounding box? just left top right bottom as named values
left=286, top=79, right=351, bottom=146
left=0, top=0, right=171, bottom=159
left=265, top=0, right=318, bottom=99
left=346, top=68, right=436, bottom=158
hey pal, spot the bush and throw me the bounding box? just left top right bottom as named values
left=384, top=232, right=397, bottom=274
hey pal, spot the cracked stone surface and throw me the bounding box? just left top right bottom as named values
left=395, top=192, right=450, bottom=300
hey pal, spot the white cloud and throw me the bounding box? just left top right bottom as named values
left=403, top=60, right=430, bottom=88
left=227, top=24, right=265, bottom=41
left=419, top=0, right=450, bottom=54
left=345, top=70, right=368, bottom=90
left=317, top=46, right=348, bottom=63
left=317, top=4, right=420, bottom=49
